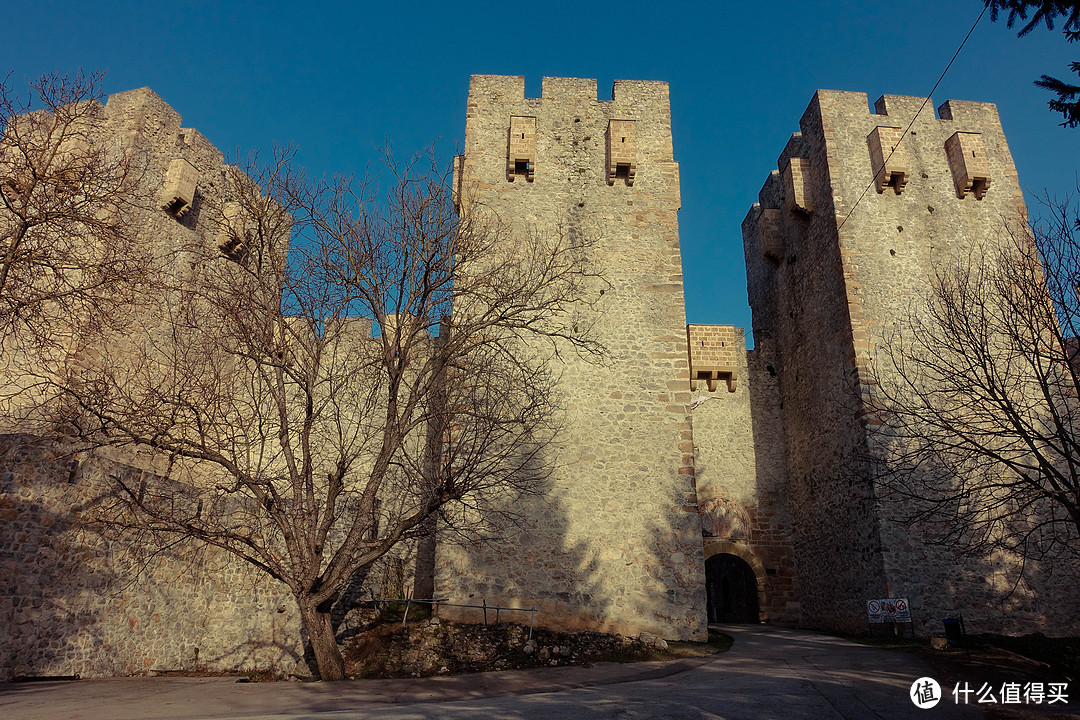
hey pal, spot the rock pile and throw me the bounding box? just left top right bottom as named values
left=343, top=619, right=660, bottom=678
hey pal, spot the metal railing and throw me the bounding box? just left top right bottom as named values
left=371, top=595, right=538, bottom=640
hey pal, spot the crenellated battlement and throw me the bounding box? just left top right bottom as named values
left=469, top=75, right=671, bottom=106
left=747, top=89, right=1020, bottom=230
left=455, top=74, right=679, bottom=214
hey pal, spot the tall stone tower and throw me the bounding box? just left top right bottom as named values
left=438, top=75, right=706, bottom=640
left=743, top=90, right=1079, bottom=633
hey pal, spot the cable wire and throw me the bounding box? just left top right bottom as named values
left=835, top=4, right=989, bottom=236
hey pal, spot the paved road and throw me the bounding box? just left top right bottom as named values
left=0, top=625, right=1020, bottom=719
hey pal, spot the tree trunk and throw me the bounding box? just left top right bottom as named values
left=298, top=595, right=346, bottom=681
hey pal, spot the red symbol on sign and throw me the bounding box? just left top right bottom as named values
left=896, top=599, right=908, bottom=612
left=885, top=601, right=897, bottom=615
left=868, top=601, right=880, bottom=614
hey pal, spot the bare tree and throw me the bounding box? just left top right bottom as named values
left=867, top=200, right=1080, bottom=565
left=0, top=70, right=150, bottom=350
left=51, top=148, right=603, bottom=680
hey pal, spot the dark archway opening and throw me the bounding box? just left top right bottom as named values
left=705, top=553, right=760, bottom=623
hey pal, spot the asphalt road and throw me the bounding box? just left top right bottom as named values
left=1, top=624, right=1052, bottom=719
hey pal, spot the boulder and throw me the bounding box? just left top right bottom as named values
left=638, top=632, right=668, bottom=650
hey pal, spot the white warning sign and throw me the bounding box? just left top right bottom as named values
left=867, top=597, right=910, bottom=623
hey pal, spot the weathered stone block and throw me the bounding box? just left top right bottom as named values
left=945, top=131, right=991, bottom=199
left=606, top=119, right=636, bottom=186
left=867, top=126, right=908, bottom=195
left=161, top=158, right=198, bottom=217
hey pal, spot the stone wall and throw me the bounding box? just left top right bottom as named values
left=689, top=328, right=799, bottom=623
left=0, top=88, right=316, bottom=680
left=0, top=437, right=302, bottom=681
left=436, top=76, right=707, bottom=641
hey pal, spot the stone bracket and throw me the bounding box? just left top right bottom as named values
left=782, top=157, right=813, bottom=213
left=758, top=208, right=783, bottom=263
left=606, top=119, right=637, bottom=186
left=687, top=324, right=738, bottom=393
left=867, top=126, right=908, bottom=195
left=507, top=116, right=536, bottom=182
left=216, top=201, right=250, bottom=263
left=161, top=158, right=198, bottom=217
left=945, top=131, right=991, bottom=199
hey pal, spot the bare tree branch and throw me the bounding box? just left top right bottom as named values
left=868, top=200, right=1080, bottom=566
left=35, top=145, right=603, bottom=680
left=0, top=70, right=152, bottom=350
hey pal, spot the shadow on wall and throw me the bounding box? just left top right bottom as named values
left=871, top=445, right=1080, bottom=638
left=432, top=438, right=707, bottom=641
left=0, top=435, right=301, bottom=681
left=431, top=459, right=618, bottom=632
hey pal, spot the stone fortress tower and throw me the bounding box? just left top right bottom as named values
left=0, top=88, right=304, bottom=680
left=732, top=90, right=1080, bottom=634
left=439, top=75, right=708, bottom=641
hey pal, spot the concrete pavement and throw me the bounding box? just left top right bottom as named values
left=0, top=625, right=1030, bottom=719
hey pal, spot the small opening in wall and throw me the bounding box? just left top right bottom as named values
left=971, top=178, right=988, bottom=199
left=621, top=137, right=626, bottom=143
left=515, top=160, right=530, bottom=174
left=219, top=231, right=252, bottom=265
left=615, top=164, right=630, bottom=181
left=164, top=198, right=187, bottom=216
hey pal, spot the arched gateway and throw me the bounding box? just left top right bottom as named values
left=703, top=542, right=764, bottom=623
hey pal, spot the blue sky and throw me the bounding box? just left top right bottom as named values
left=5, top=1, right=1079, bottom=343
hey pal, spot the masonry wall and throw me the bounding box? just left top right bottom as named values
left=0, top=437, right=302, bottom=681
left=743, top=100, right=885, bottom=632
left=436, top=76, right=707, bottom=641
left=688, top=328, right=799, bottom=623
left=746, top=90, right=1080, bottom=635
